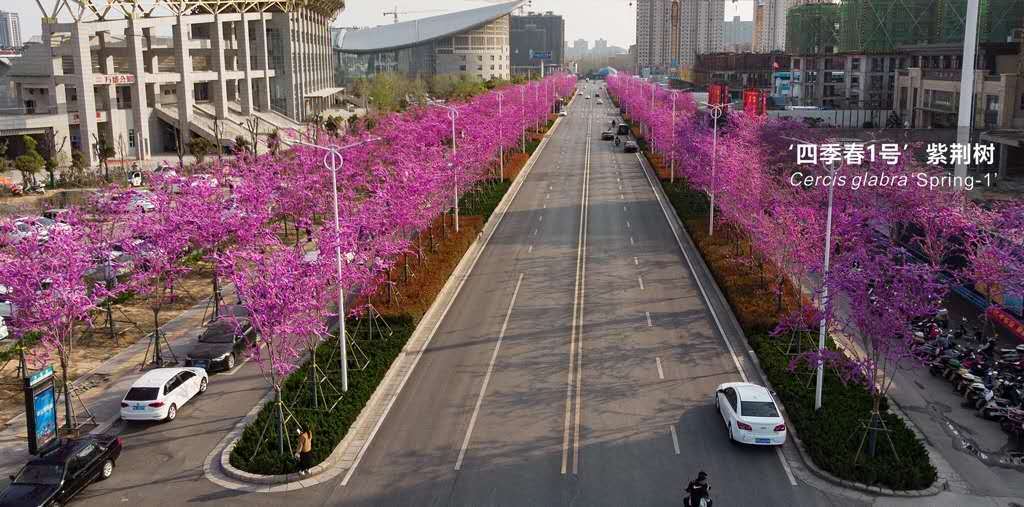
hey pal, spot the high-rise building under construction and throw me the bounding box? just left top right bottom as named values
left=839, top=0, right=1024, bottom=52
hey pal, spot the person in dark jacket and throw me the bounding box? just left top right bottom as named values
left=685, top=471, right=711, bottom=507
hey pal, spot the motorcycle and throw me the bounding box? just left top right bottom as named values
left=614, top=137, right=621, bottom=147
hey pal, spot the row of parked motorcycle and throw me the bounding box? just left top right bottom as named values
left=914, top=312, right=1024, bottom=440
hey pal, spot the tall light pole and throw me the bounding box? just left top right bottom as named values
left=520, top=86, right=527, bottom=153
left=954, top=0, right=981, bottom=184
left=430, top=102, right=460, bottom=232
left=282, top=135, right=381, bottom=392
left=815, top=158, right=837, bottom=411
left=496, top=92, right=504, bottom=180
left=701, top=102, right=725, bottom=237
left=671, top=90, right=677, bottom=184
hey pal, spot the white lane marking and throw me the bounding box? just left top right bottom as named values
left=533, top=228, right=538, bottom=236
left=638, top=275, right=645, bottom=291
left=539, top=216, right=543, bottom=222
left=454, top=273, right=525, bottom=471
left=634, top=256, right=639, bottom=265
left=635, top=152, right=798, bottom=486
left=620, top=194, right=625, bottom=200
left=630, top=236, right=635, bottom=245
left=626, top=220, right=631, bottom=229
left=549, top=185, right=553, bottom=190
left=776, top=447, right=798, bottom=486
left=563, top=111, right=592, bottom=476
left=623, top=206, right=627, bottom=212
left=656, top=357, right=664, bottom=379
left=634, top=152, right=747, bottom=381
left=645, top=311, right=652, bottom=327
left=543, top=203, right=547, bottom=209
left=546, top=193, right=550, bottom=199
left=669, top=425, right=680, bottom=455
left=219, top=355, right=250, bottom=376
left=528, top=244, right=534, bottom=254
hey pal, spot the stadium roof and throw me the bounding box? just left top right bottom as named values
left=339, top=0, right=523, bottom=54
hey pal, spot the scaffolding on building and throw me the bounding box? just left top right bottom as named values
left=786, top=3, right=841, bottom=54
left=839, top=0, right=1024, bottom=52
left=36, top=0, right=346, bottom=23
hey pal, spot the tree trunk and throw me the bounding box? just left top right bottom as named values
left=152, top=308, right=162, bottom=365
left=275, top=384, right=285, bottom=455
left=60, top=350, right=73, bottom=431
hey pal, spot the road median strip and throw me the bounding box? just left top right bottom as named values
left=206, top=108, right=573, bottom=491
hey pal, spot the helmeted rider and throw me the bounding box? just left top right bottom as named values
left=685, top=471, right=711, bottom=507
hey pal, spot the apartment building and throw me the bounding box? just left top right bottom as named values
left=635, top=0, right=724, bottom=75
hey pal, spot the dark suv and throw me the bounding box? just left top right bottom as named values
left=0, top=434, right=122, bottom=507
left=184, top=305, right=254, bottom=372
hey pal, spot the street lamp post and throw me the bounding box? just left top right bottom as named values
left=520, top=87, right=527, bottom=153
left=497, top=92, right=504, bottom=180
left=282, top=136, right=380, bottom=392
left=430, top=102, right=461, bottom=232
left=815, top=159, right=837, bottom=411
left=671, top=91, right=677, bottom=184
left=701, top=102, right=725, bottom=237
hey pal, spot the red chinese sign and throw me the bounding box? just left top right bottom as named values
left=987, top=306, right=1024, bottom=343
left=94, top=74, right=136, bottom=85
left=742, top=88, right=767, bottom=116
left=708, top=83, right=729, bottom=112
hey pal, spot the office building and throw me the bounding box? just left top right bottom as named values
left=0, top=12, right=21, bottom=48
left=511, top=11, right=565, bottom=75
left=791, top=52, right=900, bottom=109
left=339, top=1, right=521, bottom=81
left=723, top=16, right=754, bottom=53
left=636, top=0, right=723, bottom=75
left=2, top=0, right=344, bottom=167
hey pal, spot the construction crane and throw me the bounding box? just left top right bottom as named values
left=383, top=6, right=445, bottom=24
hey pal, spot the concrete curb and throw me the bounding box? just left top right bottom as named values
left=207, top=105, right=574, bottom=491
left=635, top=148, right=946, bottom=498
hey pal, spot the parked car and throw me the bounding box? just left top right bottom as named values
left=120, top=367, right=208, bottom=422
left=597, top=99, right=604, bottom=105
left=184, top=305, right=255, bottom=372
left=623, top=141, right=640, bottom=153
left=6, top=217, right=70, bottom=244
left=0, top=315, right=8, bottom=342
left=559, top=110, right=568, bottom=117
left=128, top=192, right=156, bottom=213
left=600, top=131, right=615, bottom=141
left=0, top=434, right=122, bottom=507
left=714, top=382, right=787, bottom=445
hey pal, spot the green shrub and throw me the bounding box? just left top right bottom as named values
left=459, top=180, right=512, bottom=221
left=229, top=315, right=415, bottom=475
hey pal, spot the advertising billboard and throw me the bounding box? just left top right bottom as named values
left=24, top=365, right=57, bottom=454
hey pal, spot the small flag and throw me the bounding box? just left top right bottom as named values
left=772, top=61, right=780, bottom=70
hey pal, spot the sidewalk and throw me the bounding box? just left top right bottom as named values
left=0, top=290, right=231, bottom=476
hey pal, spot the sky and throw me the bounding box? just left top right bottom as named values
left=8, top=0, right=753, bottom=49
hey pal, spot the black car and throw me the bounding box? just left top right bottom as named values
left=185, top=305, right=254, bottom=372
left=600, top=131, right=615, bottom=140
left=0, top=434, right=122, bottom=507
left=624, top=141, right=640, bottom=153
left=616, top=124, right=630, bottom=136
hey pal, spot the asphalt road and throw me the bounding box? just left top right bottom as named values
left=72, top=85, right=862, bottom=507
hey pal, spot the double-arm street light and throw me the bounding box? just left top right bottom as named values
left=700, top=101, right=726, bottom=237
left=430, top=101, right=461, bottom=233
left=282, top=135, right=381, bottom=392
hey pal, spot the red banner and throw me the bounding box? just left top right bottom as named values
left=987, top=306, right=1024, bottom=343
left=742, top=89, right=767, bottom=116
left=708, top=83, right=729, bottom=112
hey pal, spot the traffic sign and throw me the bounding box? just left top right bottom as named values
left=530, top=50, right=552, bottom=61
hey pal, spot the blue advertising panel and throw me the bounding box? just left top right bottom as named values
left=24, top=365, right=57, bottom=454
left=33, top=385, right=57, bottom=448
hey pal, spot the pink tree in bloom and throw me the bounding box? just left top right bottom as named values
left=0, top=214, right=100, bottom=430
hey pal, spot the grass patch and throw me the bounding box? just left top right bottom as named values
left=459, top=180, right=512, bottom=221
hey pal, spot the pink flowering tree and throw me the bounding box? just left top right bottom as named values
left=0, top=215, right=100, bottom=430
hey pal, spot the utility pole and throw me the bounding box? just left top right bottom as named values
left=954, top=0, right=981, bottom=184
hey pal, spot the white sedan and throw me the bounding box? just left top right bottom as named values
left=714, top=382, right=787, bottom=445
left=120, top=367, right=208, bottom=422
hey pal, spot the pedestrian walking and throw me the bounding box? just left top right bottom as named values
left=295, top=426, right=314, bottom=476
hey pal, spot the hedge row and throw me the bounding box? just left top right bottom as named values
left=660, top=177, right=937, bottom=491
